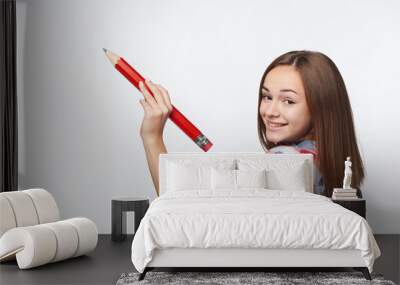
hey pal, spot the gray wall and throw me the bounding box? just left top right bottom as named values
left=16, top=0, right=400, bottom=234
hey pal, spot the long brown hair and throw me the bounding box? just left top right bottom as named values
left=257, top=50, right=365, bottom=197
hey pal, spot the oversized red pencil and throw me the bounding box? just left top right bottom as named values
left=103, top=48, right=213, bottom=152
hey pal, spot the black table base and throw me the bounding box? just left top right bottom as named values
left=111, top=198, right=149, bottom=242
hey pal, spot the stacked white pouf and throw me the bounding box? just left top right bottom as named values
left=0, top=188, right=98, bottom=269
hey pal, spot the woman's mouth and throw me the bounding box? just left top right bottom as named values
left=267, top=121, right=288, bottom=131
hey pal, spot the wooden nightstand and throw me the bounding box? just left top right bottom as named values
left=332, top=199, right=366, bottom=218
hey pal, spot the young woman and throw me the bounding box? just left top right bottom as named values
left=138, top=50, right=365, bottom=198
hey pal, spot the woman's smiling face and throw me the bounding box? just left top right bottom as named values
left=259, top=65, right=313, bottom=145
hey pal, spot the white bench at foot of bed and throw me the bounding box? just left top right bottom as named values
left=141, top=248, right=371, bottom=281
left=147, top=248, right=365, bottom=268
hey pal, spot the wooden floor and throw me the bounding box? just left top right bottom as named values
left=0, top=234, right=398, bottom=285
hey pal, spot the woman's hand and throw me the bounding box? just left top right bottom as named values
left=138, top=79, right=173, bottom=142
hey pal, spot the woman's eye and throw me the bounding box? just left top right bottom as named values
left=262, top=94, right=295, bottom=105
left=284, top=99, right=295, bottom=105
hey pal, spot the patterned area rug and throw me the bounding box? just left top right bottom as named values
left=116, top=271, right=396, bottom=285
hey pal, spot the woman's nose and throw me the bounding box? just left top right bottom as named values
left=265, top=100, right=280, bottom=117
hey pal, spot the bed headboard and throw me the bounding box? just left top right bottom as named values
left=159, top=152, right=314, bottom=196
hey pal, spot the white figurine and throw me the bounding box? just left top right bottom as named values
left=343, top=156, right=352, bottom=189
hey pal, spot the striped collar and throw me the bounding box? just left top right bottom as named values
left=292, top=139, right=316, bottom=151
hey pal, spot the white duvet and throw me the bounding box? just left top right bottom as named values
left=131, top=189, right=381, bottom=273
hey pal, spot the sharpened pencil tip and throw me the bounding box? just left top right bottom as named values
left=103, top=48, right=107, bottom=53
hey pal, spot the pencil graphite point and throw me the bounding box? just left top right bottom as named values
left=103, top=49, right=119, bottom=66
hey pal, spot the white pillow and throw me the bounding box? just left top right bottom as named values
left=238, top=158, right=308, bottom=192
left=266, top=163, right=307, bottom=191
left=166, top=159, right=236, bottom=191
left=211, top=168, right=236, bottom=189
left=167, top=162, right=210, bottom=191
left=236, top=169, right=267, bottom=188
left=211, top=168, right=268, bottom=190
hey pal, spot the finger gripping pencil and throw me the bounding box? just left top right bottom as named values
left=103, top=48, right=213, bottom=152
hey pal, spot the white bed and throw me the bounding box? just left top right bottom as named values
left=131, top=153, right=381, bottom=280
